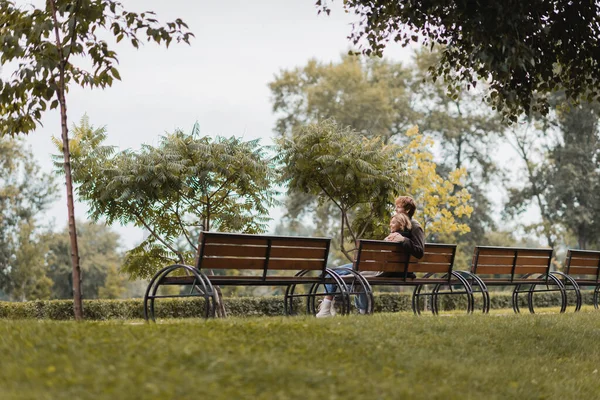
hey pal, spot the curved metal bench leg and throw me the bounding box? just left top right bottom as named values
left=285, top=269, right=313, bottom=316
left=550, top=272, right=581, bottom=312
left=525, top=274, right=567, bottom=314
left=595, top=286, right=600, bottom=310
left=413, top=272, right=435, bottom=315
left=413, top=284, right=425, bottom=315
left=428, top=272, right=474, bottom=315
left=325, top=268, right=352, bottom=315
left=196, top=272, right=218, bottom=318
left=297, top=268, right=350, bottom=316
left=513, top=283, right=523, bottom=314
left=455, top=271, right=489, bottom=313
left=143, top=264, right=216, bottom=321
left=334, top=268, right=374, bottom=314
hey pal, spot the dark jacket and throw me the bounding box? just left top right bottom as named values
left=401, top=219, right=424, bottom=259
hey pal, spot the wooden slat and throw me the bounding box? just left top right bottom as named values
left=270, top=238, right=328, bottom=248
left=358, top=251, right=409, bottom=262
left=567, top=267, right=599, bottom=276
left=475, top=265, right=548, bottom=275
left=358, top=250, right=455, bottom=264
left=477, top=255, right=550, bottom=266
left=413, top=253, right=453, bottom=264
left=568, top=250, right=600, bottom=258
left=356, top=261, right=451, bottom=274
left=356, top=261, right=400, bottom=272
left=201, top=257, right=326, bottom=271
left=408, top=263, right=451, bottom=273
left=267, top=259, right=325, bottom=271
left=513, top=265, right=549, bottom=274
left=203, top=244, right=267, bottom=257
left=568, top=258, right=600, bottom=267
left=421, top=246, right=456, bottom=255
left=515, top=256, right=552, bottom=266
left=476, top=255, right=515, bottom=265
left=201, top=257, right=264, bottom=270
left=475, top=266, right=514, bottom=275
left=203, top=235, right=268, bottom=246
left=359, top=241, right=403, bottom=251
left=477, top=248, right=551, bottom=257
left=269, top=247, right=327, bottom=259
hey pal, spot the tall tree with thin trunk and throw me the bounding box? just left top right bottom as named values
left=0, top=0, right=192, bottom=319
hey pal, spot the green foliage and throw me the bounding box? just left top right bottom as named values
left=0, top=138, right=58, bottom=301
left=269, top=53, right=480, bottom=257
left=547, top=102, right=600, bottom=249
left=61, top=118, right=279, bottom=279
left=44, top=220, right=125, bottom=299
left=0, top=0, right=193, bottom=135
left=278, top=119, right=408, bottom=260
left=270, top=54, right=418, bottom=141
left=0, top=290, right=593, bottom=320
left=319, top=1, right=600, bottom=120
left=505, top=97, right=600, bottom=249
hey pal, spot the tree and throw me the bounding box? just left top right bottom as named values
left=318, top=1, right=600, bottom=120
left=505, top=97, right=600, bottom=250
left=270, top=53, right=418, bottom=142
left=0, top=0, right=192, bottom=319
left=402, top=126, right=472, bottom=239
left=63, top=118, right=278, bottom=280
left=0, top=137, right=57, bottom=301
left=45, top=220, right=125, bottom=299
left=547, top=101, right=600, bottom=249
left=279, top=120, right=471, bottom=262
left=270, top=52, right=481, bottom=257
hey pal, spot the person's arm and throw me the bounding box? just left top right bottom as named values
left=400, top=220, right=424, bottom=259
left=384, top=232, right=406, bottom=242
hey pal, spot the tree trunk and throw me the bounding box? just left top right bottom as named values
left=59, top=96, right=83, bottom=320
left=195, top=230, right=227, bottom=318
left=50, top=0, right=83, bottom=320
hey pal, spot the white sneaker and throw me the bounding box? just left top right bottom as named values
left=316, top=299, right=333, bottom=318
left=358, top=308, right=366, bottom=315
left=330, top=299, right=337, bottom=316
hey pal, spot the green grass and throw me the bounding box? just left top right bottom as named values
left=1, top=311, right=599, bottom=399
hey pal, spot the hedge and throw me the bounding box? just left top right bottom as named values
left=0, top=290, right=594, bottom=320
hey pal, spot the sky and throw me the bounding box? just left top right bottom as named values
left=19, top=0, right=414, bottom=248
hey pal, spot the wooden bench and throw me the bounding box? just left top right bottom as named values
left=333, top=240, right=473, bottom=315
left=551, top=249, right=600, bottom=311
left=459, top=246, right=567, bottom=314
left=143, top=232, right=351, bottom=320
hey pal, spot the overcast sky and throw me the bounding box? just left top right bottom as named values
left=19, top=0, right=412, bottom=248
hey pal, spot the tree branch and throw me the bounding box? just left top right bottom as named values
left=131, top=209, right=184, bottom=263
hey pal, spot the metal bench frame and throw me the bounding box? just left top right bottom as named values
left=459, top=246, right=567, bottom=314
left=143, top=232, right=349, bottom=320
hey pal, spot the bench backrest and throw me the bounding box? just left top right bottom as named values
left=354, top=240, right=456, bottom=279
left=471, top=246, right=553, bottom=280
left=196, top=232, right=331, bottom=277
left=565, top=249, right=600, bottom=282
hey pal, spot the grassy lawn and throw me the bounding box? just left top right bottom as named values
left=1, top=311, right=599, bottom=399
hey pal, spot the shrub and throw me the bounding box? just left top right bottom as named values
left=0, top=290, right=593, bottom=320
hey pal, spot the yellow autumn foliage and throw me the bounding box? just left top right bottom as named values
left=400, top=126, right=473, bottom=236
